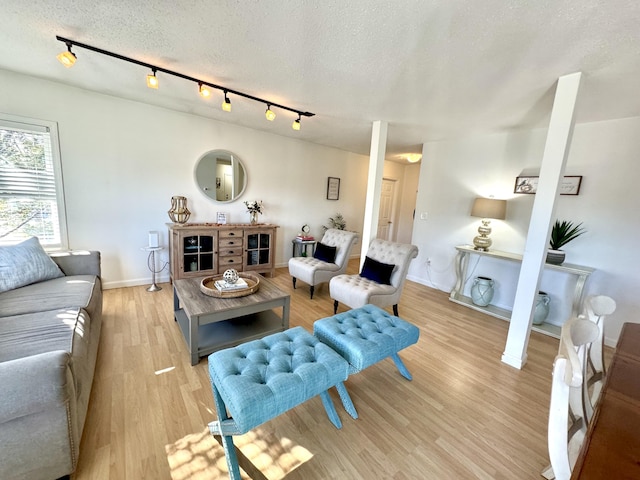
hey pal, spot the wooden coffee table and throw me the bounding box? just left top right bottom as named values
left=173, top=275, right=290, bottom=365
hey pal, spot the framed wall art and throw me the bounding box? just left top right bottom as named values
left=216, top=212, right=228, bottom=224
left=514, top=175, right=582, bottom=195
left=327, top=177, right=340, bottom=200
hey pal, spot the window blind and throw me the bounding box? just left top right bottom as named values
left=0, top=117, right=66, bottom=247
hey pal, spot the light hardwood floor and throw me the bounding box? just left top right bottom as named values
left=74, top=260, right=564, bottom=480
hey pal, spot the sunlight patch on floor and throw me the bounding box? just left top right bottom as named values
left=166, top=427, right=313, bottom=480
left=155, top=366, right=176, bottom=375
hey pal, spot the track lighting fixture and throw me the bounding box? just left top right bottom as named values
left=55, top=35, right=314, bottom=128
left=292, top=114, right=301, bottom=131
left=56, top=42, right=76, bottom=68
left=146, top=69, right=159, bottom=89
left=199, top=83, right=211, bottom=98
left=265, top=105, right=276, bottom=121
left=222, top=91, right=231, bottom=112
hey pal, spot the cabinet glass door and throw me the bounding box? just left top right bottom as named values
left=246, top=232, right=271, bottom=267
left=182, top=234, right=214, bottom=273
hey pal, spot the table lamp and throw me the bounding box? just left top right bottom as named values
left=470, top=197, right=507, bottom=251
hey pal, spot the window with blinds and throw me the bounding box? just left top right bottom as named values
left=0, top=115, right=68, bottom=249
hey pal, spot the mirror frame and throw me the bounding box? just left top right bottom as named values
left=194, top=149, right=247, bottom=203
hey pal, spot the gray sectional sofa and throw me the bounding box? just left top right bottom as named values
left=0, top=241, right=102, bottom=480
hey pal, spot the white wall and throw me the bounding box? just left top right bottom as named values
left=408, top=116, right=640, bottom=344
left=0, top=68, right=369, bottom=287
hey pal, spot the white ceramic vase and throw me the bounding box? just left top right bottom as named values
left=471, top=276, right=495, bottom=307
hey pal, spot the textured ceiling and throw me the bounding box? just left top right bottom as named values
left=1, top=0, right=639, bottom=160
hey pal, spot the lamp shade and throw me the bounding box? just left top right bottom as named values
left=470, top=198, right=507, bottom=220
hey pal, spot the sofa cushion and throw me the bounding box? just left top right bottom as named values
left=0, top=237, right=64, bottom=293
left=0, top=308, right=91, bottom=363
left=0, top=275, right=101, bottom=319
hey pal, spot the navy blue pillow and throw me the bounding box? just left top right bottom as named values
left=313, top=242, right=337, bottom=263
left=360, top=256, right=395, bottom=285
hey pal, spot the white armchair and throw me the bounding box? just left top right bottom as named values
left=288, top=229, right=358, bottom=299
left=329, top=238, right=418, bottom=316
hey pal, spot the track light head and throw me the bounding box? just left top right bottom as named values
left=265, top=105, right=276, bottom=121
left=292, top=114, right=301, bottom=131
left=222, top=91, right=232, bottom=112
left=146, top=69, right=159, bottom=89
left=199, top=83, right=211, bottom=98
left=56, top=42, right=77, bottom=68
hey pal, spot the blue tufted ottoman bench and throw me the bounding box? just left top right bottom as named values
left=207, top=326, right=357, bottom=480
left=313, top=304, right=420, bottom=380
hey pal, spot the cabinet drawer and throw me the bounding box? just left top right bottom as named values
left=219, top=229, right=243, bottom=239
left=218, top=256, right=243, bottom=268
left=219, top=247, right=242, bottom=257
left=219, top=238, right=243, bottom=248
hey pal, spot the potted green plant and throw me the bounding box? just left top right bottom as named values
left=547, top=220, right=586, bottom=264
left=322, top=213, right=347, bottom=232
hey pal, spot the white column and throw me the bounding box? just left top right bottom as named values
left=360, top=121, right=388, bottom=268
left=502, top=72, right=582, bottom=369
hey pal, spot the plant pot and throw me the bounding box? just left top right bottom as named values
left=546, top=249, right=565, bottom=265
left=471, top=276, right=495, bottom=307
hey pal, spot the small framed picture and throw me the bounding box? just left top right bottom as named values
left=514, top=176, right=538, bottom=194
left=216, top=212, right=228, bottom=224
left=327, top=177, right=340, bottom=200
left=514, top=175, right=582, bottom=195
left=559, top=176, right=582, bottom=195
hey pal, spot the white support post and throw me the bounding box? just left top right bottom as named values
left=360, top=120, right=388, bottom=268
left=501, top=72, right=582, bottom=369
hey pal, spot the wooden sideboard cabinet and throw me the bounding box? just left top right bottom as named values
left=167, top=223, right=278, bottom=281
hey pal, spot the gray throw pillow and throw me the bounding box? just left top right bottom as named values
left=0, top=237, right=64, bottom=293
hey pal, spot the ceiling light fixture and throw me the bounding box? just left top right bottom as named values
left=56, top=41, right=77, bottom=68
left=199, top=82, right=211, bottom=98
left=55, top=35, right=314, bottom=127
left=221, top=90, right=231, bottom=112
left=406, top=154, right=422, bottom=163
left=265, top=105, right=276, bottom=121
left=292, top=114, right=301, bottom=131
left=146, top=68, right=159, bottom=89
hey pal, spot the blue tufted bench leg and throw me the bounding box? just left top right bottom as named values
left=209, top=385, right=243, bottom=479
left=391, top=352, right=413, bottom=380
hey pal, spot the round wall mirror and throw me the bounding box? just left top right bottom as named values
left=194, top=150, right=247, bottom=202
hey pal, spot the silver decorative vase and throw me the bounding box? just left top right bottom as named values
left=249, top=211, right=258, bottom=225
left=471, top=276, right=495, bottom=307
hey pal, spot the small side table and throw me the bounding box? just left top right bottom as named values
left=292, top=238, right=317, bottom=257
left=142, top=246, right=163, bottom=292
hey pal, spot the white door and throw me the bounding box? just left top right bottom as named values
left=377, top=179, right=396, bottom=240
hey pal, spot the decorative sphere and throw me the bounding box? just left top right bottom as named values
left=223, top=269, right=239, bottom=284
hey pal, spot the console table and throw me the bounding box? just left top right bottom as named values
left=449, top=245, right=594, bottom=338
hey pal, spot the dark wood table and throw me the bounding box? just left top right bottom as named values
left=571, top=322, right=640, bottom=479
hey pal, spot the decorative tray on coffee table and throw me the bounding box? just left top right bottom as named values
left=200, top=273, right=261, bottom=298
